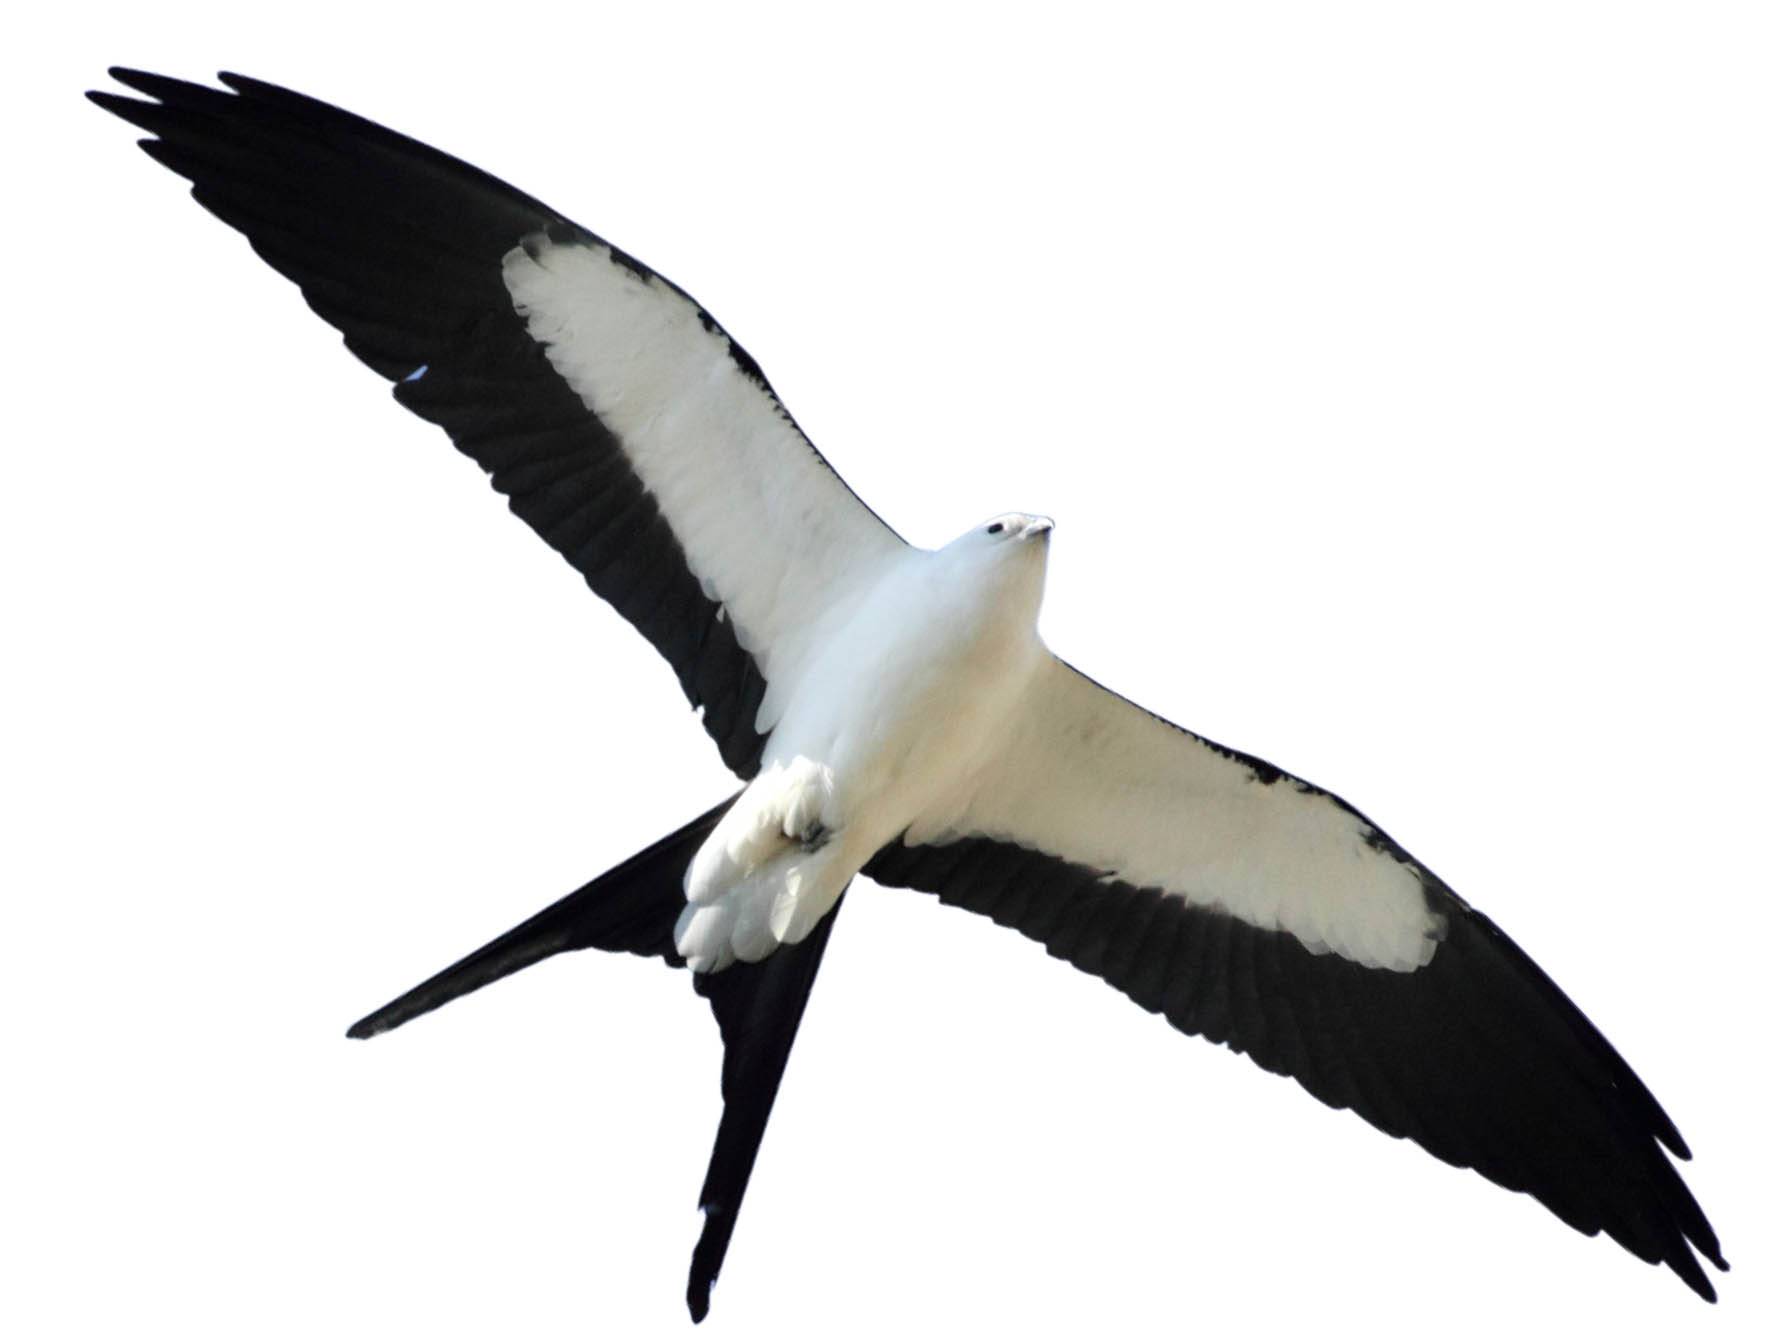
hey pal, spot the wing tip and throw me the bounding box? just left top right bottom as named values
left=1660, top=1123, right=1692, bottom=1163
left=83, top=88, right=137, bottom=121
left=1679, top=1256, right=1720, bottom=1304
left=102, top=65, right=159, bottom=91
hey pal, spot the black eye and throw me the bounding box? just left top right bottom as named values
left=986, top=522, right=1003, bottom=534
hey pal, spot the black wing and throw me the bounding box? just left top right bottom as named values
left=89, top=69, right=905, bottom=778
left=865, top=833, right=1726, bottom=1301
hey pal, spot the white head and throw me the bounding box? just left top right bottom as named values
left=974, top=512, right=1055, bottom=546
left=942, top=511, right=1055, bottom=560
left=934, top=511, right=1054, bottom=628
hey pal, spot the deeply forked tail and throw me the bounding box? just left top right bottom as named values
left=688, top=900, right=843, bottom=1321
left=346, top=796, right=848, bottom=1322
left=347, top=799, right=732, bottom=1039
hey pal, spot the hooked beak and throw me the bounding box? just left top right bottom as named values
left=1021, top=516, right=1055, bottom=541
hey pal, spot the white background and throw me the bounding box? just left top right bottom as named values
left=6, top=4, right=1786, bottom=1340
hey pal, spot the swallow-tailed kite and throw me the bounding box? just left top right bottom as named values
left=90, top=69, right=1725, bottom=1319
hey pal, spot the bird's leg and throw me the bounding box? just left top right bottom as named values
left=777, top=767, right=833, bottom=853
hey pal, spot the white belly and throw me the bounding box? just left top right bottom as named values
left=675, top=546, right=1046, bottom=971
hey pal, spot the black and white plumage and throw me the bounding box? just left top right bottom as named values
left=88, top=69, right=1725, bottom=1318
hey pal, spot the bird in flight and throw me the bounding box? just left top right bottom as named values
left=90, top=68, right=1725, bottom=1320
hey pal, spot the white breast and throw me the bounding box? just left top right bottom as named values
left=677, top=540, right=1049, bottom=970
left=769, top=548, right=1044, bottom=826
